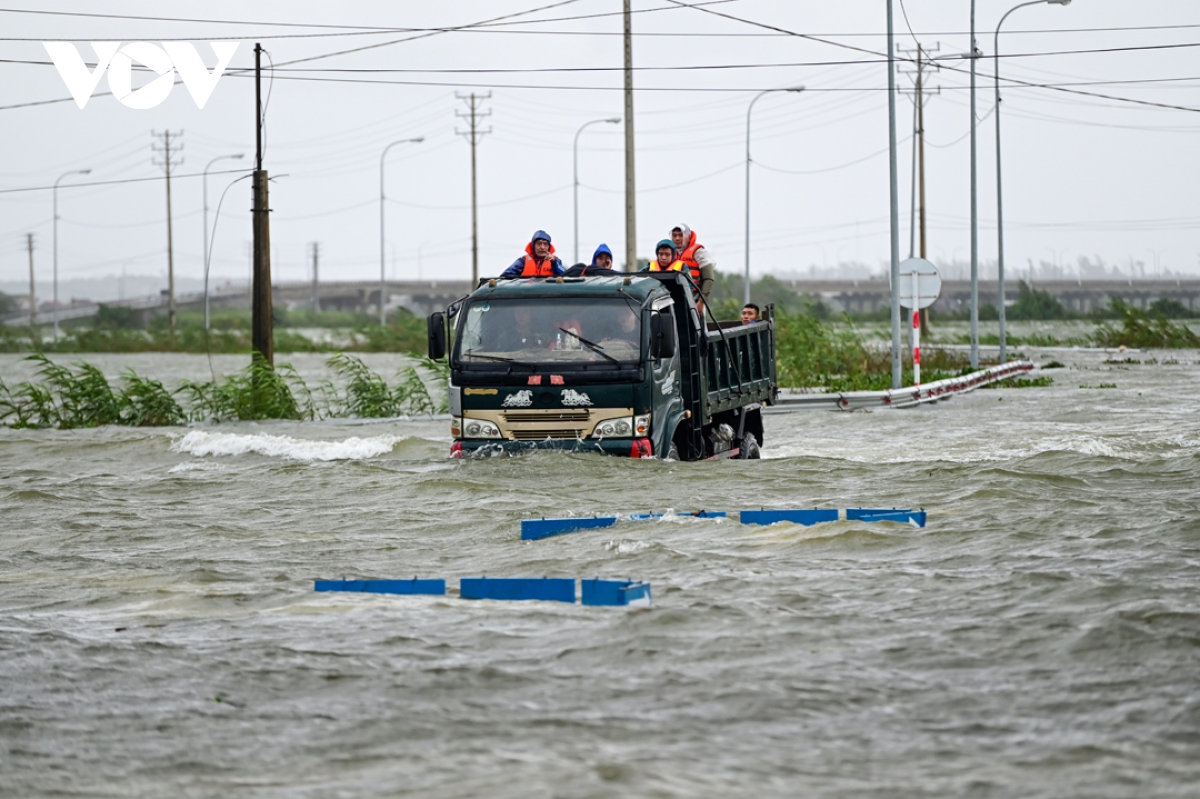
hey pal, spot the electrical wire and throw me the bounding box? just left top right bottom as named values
left=0, top=168, right=250, bottom=194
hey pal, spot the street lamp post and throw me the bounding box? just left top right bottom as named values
left=995, top=0, right=1071, bottom=363
left=573, top=117, right=620, bottom=264
left=203, top=153, right=244, bottom=329
left=745, top=86, right=805, bottom=305
left=379, top=137, right=424, bottom=325
left=52, top=168, right=90, bottom=340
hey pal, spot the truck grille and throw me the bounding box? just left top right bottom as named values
left=503, top=410, right=591, bottom=423
left=510, top=428, right=587, bottom=441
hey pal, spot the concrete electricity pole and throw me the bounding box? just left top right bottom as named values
left=456, top=93, right=492, bottom=286
left=26, top=233, right=35, bottom=330
left=251, top=42, right=273, bottom=365
left=899, top=43, right=939, bottom=336
left=310, top=242, right=320, bottom=311
left=968, top=1, right=980, bottom=369
left=887, top=0, right=902, bottom=389
left=623, top=0, right=637, bottom=272
left=152, top=129, right=183, bottom=338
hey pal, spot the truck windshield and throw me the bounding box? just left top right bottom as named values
left=456, top=298, right=641, bottom=364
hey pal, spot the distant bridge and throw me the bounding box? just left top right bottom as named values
left=6, top=277, right=1198, bottom=328
left=779, top=278, right=1200, bottom=315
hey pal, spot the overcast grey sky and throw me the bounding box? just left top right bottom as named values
left=2, top=0, right=1197, bottom=298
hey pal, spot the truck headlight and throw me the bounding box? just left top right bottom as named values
left=592, top=416, right=633, bottom=438
left=462, top=418, right=502, bottom=439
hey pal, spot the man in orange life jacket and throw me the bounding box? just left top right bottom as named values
left=650, top=238, right=708, bottom=318
left=648, top=239, right=684, bottom=273
left=670, top=223, right=715, bottom=302
left=500, top=230, right=565, bottom=279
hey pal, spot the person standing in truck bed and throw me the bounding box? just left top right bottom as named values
left=671, top=223, right=715, bottom=303
left=500, top=230, right=564, bottom=278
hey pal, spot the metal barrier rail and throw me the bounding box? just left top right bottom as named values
left=767, top=360, right=1035, bottom=412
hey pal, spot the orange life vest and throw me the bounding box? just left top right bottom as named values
left=677, top=232, right=704, bottom=285
left=650, top=259, right=685, bottom=273
left=520, top=242, right=558, bottom=276
left=520, top=257, right=556, bottom=279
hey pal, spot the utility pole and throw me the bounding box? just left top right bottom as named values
left=251, top=42, right=273, bottom=365
left=26, top=233, right=35, bottom=329
left=456, top=92, right=492, bottom=286
left=623, top=0, right=637, bottom=272
left=152, top=129, right=183, bottom=338
left=899, top=43, right=939, bottom=335
left=310, top=241, right=320, bottom=311
left=887, top=0, right=902, bottom=390
left=969, top=2, right=980, bottom=369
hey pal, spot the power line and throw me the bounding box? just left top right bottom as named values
left=660, top=1, right=1200, bottom=114
left=0, top=167, right=249, bottom=194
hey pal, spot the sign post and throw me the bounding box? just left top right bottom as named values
left=895, top=257, right=941, bottom=386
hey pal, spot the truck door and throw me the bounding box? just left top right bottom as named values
left=649, top=301, right=685, bottom=457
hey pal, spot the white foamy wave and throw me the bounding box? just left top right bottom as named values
left=605, top=539, right=650, bottom=554
left=172, top=430, right=404, bottom=462
left=167, top=461, right=228, bottom=474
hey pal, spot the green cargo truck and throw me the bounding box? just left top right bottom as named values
left=427, top=272, right=777, bottom=460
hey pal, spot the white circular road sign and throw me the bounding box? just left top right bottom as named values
left=894, top=257, right=942, bottom=310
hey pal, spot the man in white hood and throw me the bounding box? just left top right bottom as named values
left=670, top=223, right=715, bottom=302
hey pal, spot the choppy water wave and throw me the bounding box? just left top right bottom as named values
left=171, top=430, right=410, bottom=461
left=3, top=352, right=1200, bottom=798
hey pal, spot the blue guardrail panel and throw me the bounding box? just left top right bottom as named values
left=846, top=507, right=908, bottom=520
left=740, top=509, right=839, bottom=526
left=314, top=579, right=446, bottom=596
left=629, top=511, right=727, bottom=520
left=521, top=516, right=617, bottom=541
left=582, top=579, right=653, bottom=607
left=460, top=577, right=576, bottom=603
left=853, top=509, right=927, bottom=527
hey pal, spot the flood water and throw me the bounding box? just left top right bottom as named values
left=2, top=350, right=1199, bottom=798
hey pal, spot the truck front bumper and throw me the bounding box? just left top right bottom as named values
left=454, top=437, right=651, bottom=458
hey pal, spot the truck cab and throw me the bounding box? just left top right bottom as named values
left=428, top=273, right=776, bottom=460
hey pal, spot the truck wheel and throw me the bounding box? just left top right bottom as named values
left=738, top=433, right=761, bottom=460
left=666, top=442, right=680, bottom=461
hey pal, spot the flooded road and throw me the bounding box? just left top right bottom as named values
left=2, top=350, right=1199, bottom=797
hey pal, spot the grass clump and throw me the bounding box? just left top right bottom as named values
left=1093, top=299, right=1200, bottom=349
left=179, top=357, right=312, bottom=422
left=327, top=353, right=439, bottom=417
left=983, top=375, right=1054, bottom=389
left=773, top=310, right=974, bottom=391
left=0, top=354, right=184, bottom=428
left=1, top=353, right=446, bottom=428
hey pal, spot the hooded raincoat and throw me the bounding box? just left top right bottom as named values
left=500, top=230, right=565, bottom=279
left=671, top=223, right=715, bottom=300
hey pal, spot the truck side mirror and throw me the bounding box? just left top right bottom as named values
left=427, top=312, right=447, bottom=360
left=650, top=310, right=676, bottom=360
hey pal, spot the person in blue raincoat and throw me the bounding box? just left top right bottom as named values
left=564, top=243, right=621, bottom=277
left=499, top=230, right=565, bottom=278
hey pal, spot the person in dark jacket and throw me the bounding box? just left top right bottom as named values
left=564, top=243, right=621, bottom=277
left=500, top=230, right=565, bottom=278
